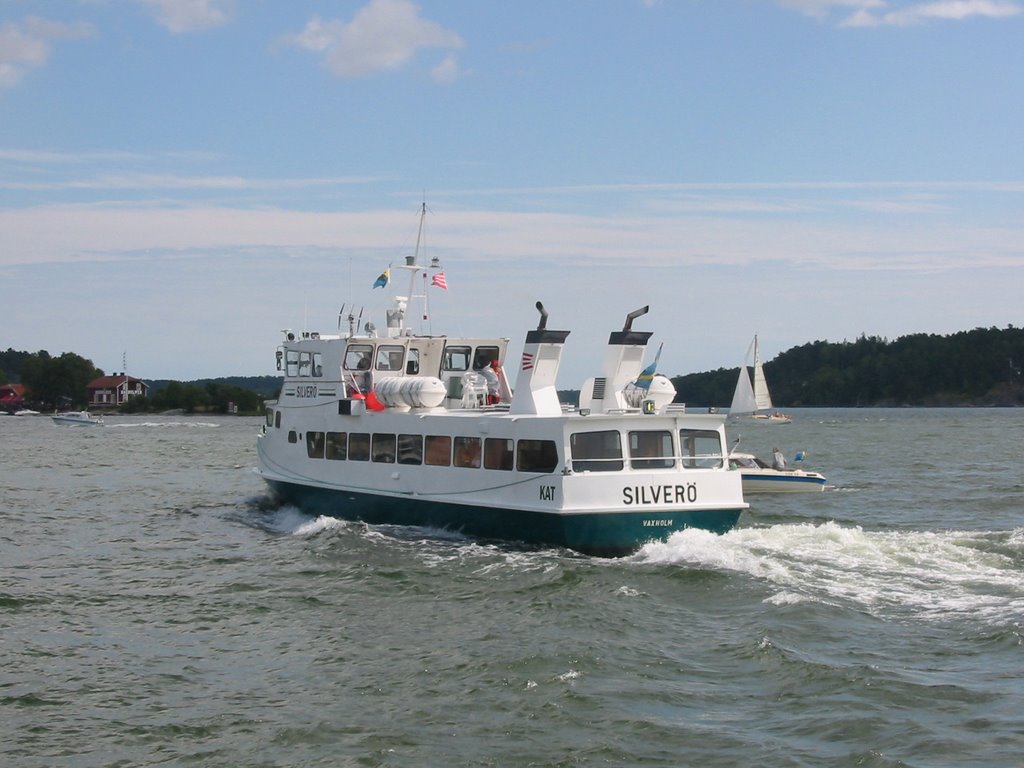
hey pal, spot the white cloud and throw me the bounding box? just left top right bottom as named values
left=285, top=0, right=463, bottom=80
left=776, top=0, right=885, bottom=18
left=0, top=16, right=94, bottom=88
left=3, top=192, right=1022, bottom=381
left=842, top=0, right=1022, bottom=26
left=431, top=53, right=461, bottom=84
left=0, top=172, right=376, bottom=192
left=136, top=0, right=234, bottom=34
left=776, top=0, right=1022, bottom=25
left=2, top=190, right=1021, bottom=274
left=0, top=148, right=224, bottom=166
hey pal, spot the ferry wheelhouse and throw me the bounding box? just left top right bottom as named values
left=256, top=246, right=746, bottom=557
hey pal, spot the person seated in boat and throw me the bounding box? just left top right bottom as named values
left=473, top=347, right=499, bottom=370
left=772, top=447, right=787, bottom=470
left=474, top=356, right=501, bottom=405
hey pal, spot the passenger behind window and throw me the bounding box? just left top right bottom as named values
left=454, top=437, right=481, bottom=468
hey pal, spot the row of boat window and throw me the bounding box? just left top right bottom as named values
left=279, top=344, right=502, bottom=378
left=570, top=429, right=725, bottom=471
left=291, top=427, right=724, bottom=473
left=279, top=351, right=325, bottom=378
left=295, top=431, right=559, bottom=473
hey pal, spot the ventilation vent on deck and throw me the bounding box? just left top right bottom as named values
left=591, top=377, right=606, bottom=400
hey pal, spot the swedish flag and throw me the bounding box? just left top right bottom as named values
left=373, top=269, right=390, bottom=289
left=635, top=343, right=663, bottom=391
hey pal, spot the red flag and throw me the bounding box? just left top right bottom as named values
left=431, top=272, right=448, bottom=290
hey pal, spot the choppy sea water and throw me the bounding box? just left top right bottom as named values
left=1, top=408, right=1022, bottom=767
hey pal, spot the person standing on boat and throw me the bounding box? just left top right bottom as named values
left=772, top=447, right=787, bottom=470
left=482, top=361, right=502, bottom=404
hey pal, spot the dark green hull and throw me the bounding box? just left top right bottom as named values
left=264, top=479, right=743, bottom=557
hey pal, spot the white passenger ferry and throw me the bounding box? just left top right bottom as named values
left=256, top=242, right=746, bottom=556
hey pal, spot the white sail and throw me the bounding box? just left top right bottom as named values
left=752, top=335, right=773, bottom=411
left=730, top=365, right=757, bottom=415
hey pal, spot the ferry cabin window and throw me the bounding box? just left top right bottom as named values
left=326, top=432, right=347, bottom=460
left=265, top=409, right=273, bottom=427
left=570, top=430, right=623, bottom=472
left=516, top=440, right=559, bottom=473
left=406, top=348, right=421, bottom=375
left=349, top=433, right=371, bottom=461
left=443, top=346, right=472, bottom=372
left=453, top=436, right=482, bottom=468
left=298, top=352, right=312, bottom=377
left=288, top=430, right=298, bottom=444
left=372, top=434, right=396, bottom=463
left=275, top=411, right=282, bottom=429
left=307, top=431, right=325, bottom=459
left=344, top=345, right=373, bottom=371
left=313, top=352, right=323, bottom=377
left=424, top=435, right=451, bottom=466
left=629, top=430, right=674, bottom=470
left=484, top=438, right=514, bottom=471
left=375, top=345, right=405, bottom=372
left=473, top=346, right=500, bottom=370
left=286, top=350, right=300, bottom=377
left=398, top=434, right=423, bottom=465
left=680, top=429, right=724, bottom=469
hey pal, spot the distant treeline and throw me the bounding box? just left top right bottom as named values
left=672, top=326, right=1024, bottom=407
left=124, top=377, right=282, bottom=415
left=144, top=376, right=283, bottom=398
left=7, top=326, right=1024, bottom=410
left=1, top=348, right=281, bottom=414
left=1, top=349, right=102, bottom=410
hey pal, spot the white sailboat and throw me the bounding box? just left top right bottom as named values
left=729, top=335, right=791, bottom=424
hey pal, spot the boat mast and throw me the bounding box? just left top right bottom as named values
left=394, top=200, right=442, bottom=336
left=404, top=201, right=427, bottom=312
left=384, top=200, right=444, bottom=338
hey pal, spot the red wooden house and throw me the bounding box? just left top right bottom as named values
left=86, top=374, right=148, bottom=408
left=0, top=383, right=27, bottom=413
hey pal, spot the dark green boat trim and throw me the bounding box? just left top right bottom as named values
left=264, top=479, right=743, bottom=557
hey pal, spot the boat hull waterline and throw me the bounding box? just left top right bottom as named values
left=263, top=477, right=744, bottom=557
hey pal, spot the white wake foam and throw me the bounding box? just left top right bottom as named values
left=259, top=506, right=348, bottom=536
left=637, top=522, right=1024, bottom=624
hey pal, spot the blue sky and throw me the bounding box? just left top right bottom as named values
left=2, top=0, right=1022, bottom=386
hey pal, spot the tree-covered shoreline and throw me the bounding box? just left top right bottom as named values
left=5, top=325, right=1023, bottom=412
left=1, top=348, right=280, bottom=415
left=671, top=326, right=1024, bottom=408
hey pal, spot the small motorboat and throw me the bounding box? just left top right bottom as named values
left=729, top=444, right=826, bottom=494
left=51, top=410, right=104, bottom=426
